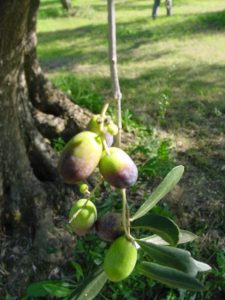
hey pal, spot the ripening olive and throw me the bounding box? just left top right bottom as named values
left=99, top=147, right=138, bottom=188
left=58, top=131, right=102, bottom=184
left=95, top=212, right=123, bottom=242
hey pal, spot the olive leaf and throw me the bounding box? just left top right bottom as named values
left=131, top=213, right=179, bottom=246
left=136, top=229, right=198, bottom=247
left=138, top=262, right=204, bottom=291
left=137, top=240, right=198, bottom=276
left=70, top=267, right=107, bottom=300
left=26, top=280, right=72, bottom=298
left=131, top=165, right=184, bottom=221
left=193, top=259, right=211, bottom=272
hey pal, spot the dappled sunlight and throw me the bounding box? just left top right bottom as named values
left=38, top=6, right=225, bottom=78
left=38, top=0, right=225, bottom=173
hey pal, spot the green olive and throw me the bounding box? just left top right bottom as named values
left=103, top=235, right=137, bottom=282
left=69, top=199, right=97, bottom=236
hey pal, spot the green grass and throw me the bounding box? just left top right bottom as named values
left=37, top=0, right=225, bottom=181
left=37, top=1, right=225, bottom=299
left=38, top=0, right=225, bottom=133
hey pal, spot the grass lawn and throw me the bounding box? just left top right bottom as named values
left=37, top=1, right=225, bottom=299
left=38, top=0, right=225, bottom=128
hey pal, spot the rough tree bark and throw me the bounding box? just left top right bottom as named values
left=0, top=0, right=88, bottom=298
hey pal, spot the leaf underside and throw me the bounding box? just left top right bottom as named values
left=137, top=240, right=199, bottom=276
left=138, top=262, right=204, bottom=291
left=131, top=213, right=179, bottom=246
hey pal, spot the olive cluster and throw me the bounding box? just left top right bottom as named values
left=58, top=113, right=138, bottom=282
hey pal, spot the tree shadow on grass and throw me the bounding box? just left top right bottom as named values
left=38, top=0, right=151, bottom=19
left=52, top=62, right=225, bottom=131
left=38, top=8, right=225, bottom=66
left=38, top=0, right=78, bottom=19
left=38, top=8, right=225, bottom=41
left=121, top=63, right=225, bottom=128
left=52, top=60, right=225, bottom=183
left=118, top=9, right=225, bottom=50
left=91, top=2, right=151, bottom=12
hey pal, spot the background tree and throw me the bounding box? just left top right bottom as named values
left=0, top=0, right=86, bottom=297
left=60, top=0, right=72, bottom=11
left=152, top=0, right=172, bottom=19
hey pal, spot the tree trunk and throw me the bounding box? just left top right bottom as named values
left=0, top=1, right=86, bottom=298
left=152, top=0, right=172, bottom=19
left=60, top=0, right=72, bottom=11
left=166, top=0, right=172, bottom=16
left=152, top=0, right=160, bottom=19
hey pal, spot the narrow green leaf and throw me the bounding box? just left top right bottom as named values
left=131, top=214, right=179, bottom=246
left=178, top=230, right=198, bottom=244
left=137, top=235, right=168, bottom=247
left=71, top=267, right=107, bottom=300
left=71, top=262, right=84, bottom=281
left=137, top=241, right=198, bottom=276
left=138, top=262, right=204, bottom=291
left=131, top=166, right=184, bottom=221
left=193, top=259, right=211, bottom=272
left=26, top=281, right=72, bottom=298
left=5, top=294, right=12, bottom=300
left=138, top=229, right=198, bottom=247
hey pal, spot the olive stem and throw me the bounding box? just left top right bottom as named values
left=126, top=201, right=131, bottom=235
left=107, top=0, right=122, bottom=147
left=101, top=102, right=109, bottom=117
left=89, top=176, right=104, bottom=201
left=121, top=188, right=132, bottom=240
left=102, top=138, right=111, bottom=156
left=100, top=102, right=109, bottom=134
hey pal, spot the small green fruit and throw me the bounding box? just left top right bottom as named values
left=79, top=183, right=89, bottom=194
left=88, top=115, right=114, bottom=147
left=69, top=199, right=97, bottom=236
left=95, top=212, right=123, bottom=242
left=103, top=236, right=137, bottom=282
left=107, top=123, right=118, bottom=136
left=99, top=147, right=138, bottom=188
left=58, top=131, right=102, bottom=184
left=88, top=114, right=103, bottom=134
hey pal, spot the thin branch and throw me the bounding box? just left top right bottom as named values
left=101, top=102, right=109, bottom=116
left=102, top=139, right=111, bottom=156
left=121, top=189, right=133, bottom=240
left=107, top=0, right=122, bottom=147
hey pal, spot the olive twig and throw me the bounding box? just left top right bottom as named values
left=125, top=201, right=131, bottom=235
left=107, top=0, right=122, bottom=147
left=101, top=102, right=109, bottom=117
left=121, top=188, right=133, bottom=240
left=102, top=138, right=111, bottom=156
left=89, top=176, right=104, bottom=201
left=100, top=103, right=109, bottom=134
